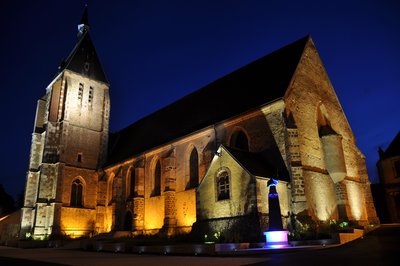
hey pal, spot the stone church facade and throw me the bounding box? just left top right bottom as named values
left=20, top=9, right=378, bottom=240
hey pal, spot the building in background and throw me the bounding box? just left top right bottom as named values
left=19, top=8, right=379, bottom=241
left=376, top=132, right=400, bottom=223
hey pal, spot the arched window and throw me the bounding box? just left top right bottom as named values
left=230, top=130, right=249, bottom=151
left=129, top=168, right=136, bottom=197
left=153, top=160, right=161, bottom=196
left=216, top=171, right=230, bottom=201
left=189, top=148, right=199, bottom=188
left=71, top=179, right=83, bottom=207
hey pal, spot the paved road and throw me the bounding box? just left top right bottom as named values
left=0, top=224, right=399, bottom=266
left=248, top=224, right=400, bottom=266
left=0, top=247, right=268, bottom=266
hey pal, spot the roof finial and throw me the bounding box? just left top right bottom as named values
left=77, top=4, right=89, bottom=38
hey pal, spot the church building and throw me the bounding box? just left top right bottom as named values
left=20, top=8, right=379, bottom=241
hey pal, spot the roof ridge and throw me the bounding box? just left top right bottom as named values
left=60, top=31, right=108, bottom=84
left=116, top=35, right=310, bottom=134
left=106, top=35, right=310, bottom=165
left=59, top=31, right=88, bottom=71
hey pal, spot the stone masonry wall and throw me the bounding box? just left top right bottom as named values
left=60, top=71, right=109, bottom=169
left=284, top=38, right=377, bottom=223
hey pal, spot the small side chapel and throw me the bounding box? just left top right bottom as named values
left=20, top=8, right=379, bottom=241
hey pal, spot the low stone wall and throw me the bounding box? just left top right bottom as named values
left=290, top=228, right=366, bottom=246
left=338, top=229, right=364, bottom=244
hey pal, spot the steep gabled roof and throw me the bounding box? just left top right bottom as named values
left=59, top=32, right=108, bottom=84
left=224, top=146, right=290, bottom=182
left=107, top=36, right=310, bottom=165
left=58, top=7, right=108, bottom=84
left=382, top=131, right=400, bottom=158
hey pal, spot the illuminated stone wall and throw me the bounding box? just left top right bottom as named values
left=195, top=146, right=261, bottom=241
left=284, top=39, right=378, bottom=224
left=261, top=101, right=290, bottom=166
left=21, top=67, right=110, bottom=238
left=60, top=207, right=96, bottom=237
left=21, top=90, right=51, bottom=236
left=175, top=189, right=196, bottom=229
left=101, top=129, right=214, bottom=235
left=98, top=41, right=380, bottom=233
left=28, top=132, right=45, bottom=171
left=60, top=71, right=110, bottom=169
left=345, top=180, right=368, bottom=221
left=22, top=36, right=379, bottom=240
left=197, top=146, right=257, bottom=220
left=59, top=166, right=98, bottom=208
left=102, top=105, right=288, bottom=235
left=100, top=112, right=281, bottom=236
left=303, top=169, right=338, bottom=221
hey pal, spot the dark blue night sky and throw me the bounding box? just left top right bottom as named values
left=0, top=0, right=399, bottom=198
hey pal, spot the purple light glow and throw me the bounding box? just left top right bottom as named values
left=266, top=244, right=287, bottom=249
left=264, top=230, right=289, bottom=248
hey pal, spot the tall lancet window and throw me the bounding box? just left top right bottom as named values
left=189, top=148, right=199, bottom=188
left=129, top=168, right=136, bottom=197
left=71, top=179, right=83, bottom=207
left=78, top=83, right=84, bottom=105
left=153, top=160, right=161, bottom=196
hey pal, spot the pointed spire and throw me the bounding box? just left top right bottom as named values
left=77, top=5, right=90, bottom=38
left=59, top=4, right=108, bottom=83
left=80, top=4, right=89, bottom=26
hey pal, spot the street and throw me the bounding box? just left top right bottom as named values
left=249, top=224, right=400, bottom=266
left=0, top=224, right=399, bottom=266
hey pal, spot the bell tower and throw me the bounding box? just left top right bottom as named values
left=21, top=6, right=110, bottom=238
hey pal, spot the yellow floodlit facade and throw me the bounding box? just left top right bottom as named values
left=20, top=8, right=379, bottom=241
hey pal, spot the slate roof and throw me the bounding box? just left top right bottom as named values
left=381, top=131, right=400, bottom=158
left=106, top=36, right=310, bottom=165
left=58, top=8, right=108, bottom=84
left=224, top=146, right=290, bottom=182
